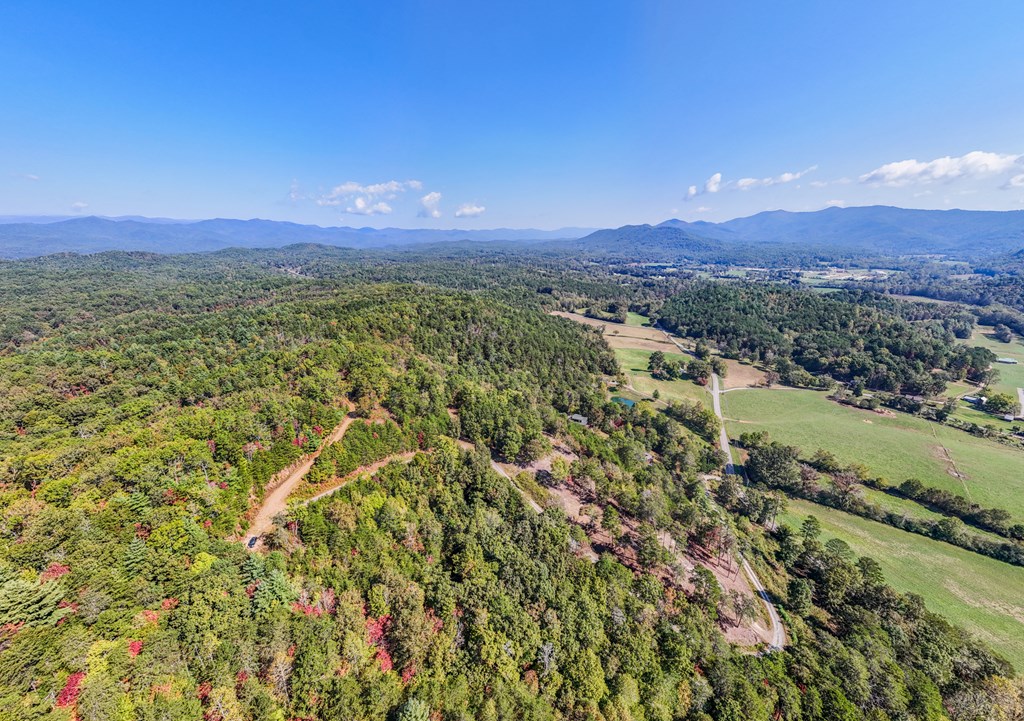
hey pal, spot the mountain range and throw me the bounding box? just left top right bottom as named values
left=0, top=217, right=594, bottom=258
left=1, top=205, right=1022, bottom=261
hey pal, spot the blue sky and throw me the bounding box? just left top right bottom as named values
left=2, top=1, right=1023, bottom=228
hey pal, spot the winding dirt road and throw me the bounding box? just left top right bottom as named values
left=656, top=323, right=787, bottom=650
left=245, top=407, right=354, bottom=547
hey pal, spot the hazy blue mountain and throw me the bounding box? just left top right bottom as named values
left=0, top=216, right=594, bottom=258
left=656, top=205, right=1024, bottom=257
left=561, top=224, right=724, bottom=259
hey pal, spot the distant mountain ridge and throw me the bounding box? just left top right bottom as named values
left=653, top=205, right=1024, bottom=257
left=2, top=206, right=1024, bottom=260
left=0, top=216, right=595, bottom=258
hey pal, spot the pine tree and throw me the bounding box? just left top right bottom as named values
left=123, top=538, right=148, bottom=577
left=0, top=578, right=71, bottom=627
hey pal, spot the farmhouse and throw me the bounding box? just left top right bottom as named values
left=995, top=357, right=1019, bottom=364
left=568, top=413, right=589, bottom=426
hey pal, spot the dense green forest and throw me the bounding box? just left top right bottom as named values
left=654, top=283, right=994, bottom=396
left=0, top=248, right=1020, bottom=720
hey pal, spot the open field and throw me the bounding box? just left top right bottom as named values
left=625, top=311, right=650, bottom=327
left=779, top=498, right=1024, bottom=669
left=964, top=327, right=1024, bottom=398
left=948, top=402, right=1021, bottom=432
left=552, top=311, right=711, bottom=407
left=720, top=358, right=767, bottom=389
left=552, top=311, right=680, bottom=353
left=613, top=348, right=710, bottom=407
left=723, top=388, right=1024, bottom=520
left=943, top=379, right=979, bottom=400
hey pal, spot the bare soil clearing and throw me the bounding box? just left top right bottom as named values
left=720, top=359, right=767, bottom=389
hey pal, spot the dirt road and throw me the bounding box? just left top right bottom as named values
left=456, top=439, right=544, bottom=513
left=245, top=407, right=354, bottom=547
left=655, top=322, right=786, bottom=650
left=302, top=451, right=419, bottom=504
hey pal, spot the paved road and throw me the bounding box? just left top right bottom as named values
left=654, top=322, right=786, bottom=650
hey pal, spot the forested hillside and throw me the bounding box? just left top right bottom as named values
left=654, top=283, right=993, bottom=395
left=0, top=249, right=1019, bottom=720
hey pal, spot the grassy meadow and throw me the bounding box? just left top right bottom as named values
left=613, top=347, right=711, bottom=407
left=965, top=327, right=1024, bottom=397
left=722, top=388, right=1024, bottom=520
left=780, top=498, right=1024, bottom=670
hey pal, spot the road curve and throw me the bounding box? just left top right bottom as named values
left=456, top=439, right=544, bottom=513
left=655, top=323, right=786, bottom=650
left=245, top=407, right=354, bottom=546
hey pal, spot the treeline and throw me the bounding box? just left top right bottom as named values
left=655, top=282, right=994, bottom=395
left=883, top=478, right=1024, bottom=541
left=740, top=434, right=1024, bottom=567
left=848, top=267, right=1024, bottom=337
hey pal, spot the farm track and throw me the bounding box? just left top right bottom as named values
left=655, top=323, right=787, bottom=650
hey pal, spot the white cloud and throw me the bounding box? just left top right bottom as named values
left=682, top=173, right=721, bottom=201
left=736, top=165, right=817, bottom=190
left=18, top=173, right=40, bottom=181
left=809, top=180, right=829, bottom=188
left=315, top=179, right=422, bottom=212
left=71, top=201, right=88, bottom=212
left=454, top=203, right=485, bottom=218
left=418, top=191, right=442, bottom=219
left=1003, top=173, right=1024, bottom=189
left=695, top=206, right=712, bottom=213
left=859, top=151, right=1022, bottom=186
left=687, top=166, right=815, bottom=200
left=825, top=199, right=845, bottom=208
left=347, top=197, right=392, bottom=215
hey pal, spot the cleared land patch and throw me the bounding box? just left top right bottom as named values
left=613, top=347, right=711, bottom=407
left=963, top=327, right=1024, bottom=397
left=551, top=311, right=711, bottom=407
left=780, top=498, right=1024, bottom=669
left=720, top=358, right=767, bottom=389
left=722, top=388, right=1024, bottom=520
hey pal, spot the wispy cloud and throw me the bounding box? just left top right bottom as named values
left=71, top=201, right=88, bottom=213
left=454, top=203, right=485, bottom=218
left=859, top=151, right=1022, bottom=186
left=736, top=165, right=817, bottom=190
left=17, top=173, right=40, bottom=181
left=825, top=199, right=845, bottom=208
left=686, top=166, right=815, bottom=200
left=418, top=191, right=442, bottom=218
